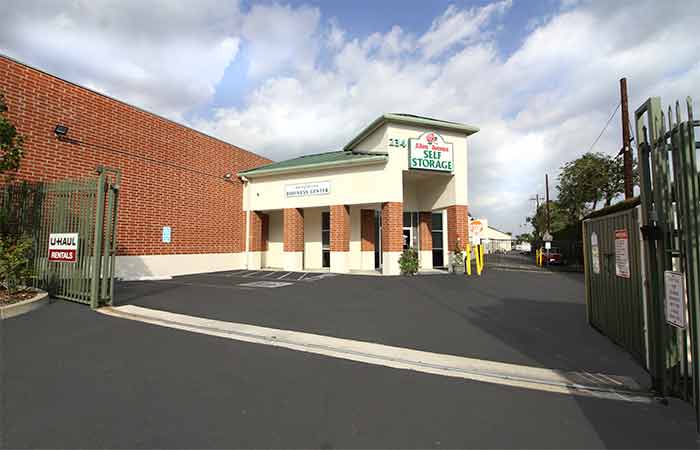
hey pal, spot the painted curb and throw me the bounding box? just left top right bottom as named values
left=0, top=291, right=49, bottom=320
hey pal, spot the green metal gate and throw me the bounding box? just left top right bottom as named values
left=1, top=166, right=120, bottom=308
left=583, top=203, right=646, bottom=365
left=635, top=96, right=699, bottom=424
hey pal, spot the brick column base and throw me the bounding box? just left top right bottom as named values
left=248, top=211, right=264, bottom=269
left=447, top=205, right=468, bottom=270
left=283, top=208, right=304, bottom=270
left=330, top=205, right=350, bottom=273
left=381, top=202, right=403, bottom=275
left=419, top=211, right=433, bottom=270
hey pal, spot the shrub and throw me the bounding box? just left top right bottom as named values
left=452, top=238, right=465, bottom=267
left=398, top=247, right=419, bottom=275
left=0, top=235, right=33, bottom=294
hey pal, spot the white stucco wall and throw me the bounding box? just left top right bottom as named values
left=244, top=117, right=473, bottom=275
left=304, top=207, right=323, bottom=270
left=263, top=210, right=283, bottom=268
left=245, top=123, right=469, bottom=213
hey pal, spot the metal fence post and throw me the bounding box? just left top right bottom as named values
left=90, top=167, right=106, bottom=309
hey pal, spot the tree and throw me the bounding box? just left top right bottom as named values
left=526, top=200, right=569, bottom=240
left=556, top=152, right=637, bottom=221
left=0, top=93, right=24, bottom=173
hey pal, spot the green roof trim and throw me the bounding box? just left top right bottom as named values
left=238, top=150, right=388, bottom=178
left=343, top=113, right=480, bottom=151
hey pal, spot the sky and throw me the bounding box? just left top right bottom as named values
left=1, top=0, right=698, bottom=234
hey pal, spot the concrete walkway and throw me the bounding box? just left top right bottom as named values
left=100, top=304, right=652, bottom=402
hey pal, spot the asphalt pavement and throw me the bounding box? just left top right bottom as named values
left=117, top=269, right=648, bottom=382
left=1, top=269, right=698, bottom=448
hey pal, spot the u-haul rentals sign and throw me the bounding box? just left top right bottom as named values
left=48, top=233, right=79, bottom=263
left=409, top=131, right=454, bottom=172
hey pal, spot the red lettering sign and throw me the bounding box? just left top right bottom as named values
left=49, top=249, right=77, bottom=263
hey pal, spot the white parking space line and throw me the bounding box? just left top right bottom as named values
left=100, top=305, right=652, bottom=403
left=298, top=273, right=308, bottom=280
left=258, top=271, right=277, bottom=278
left=242, top=271, right=260, bottom=278
left=276, top=272, right=292, bottom=279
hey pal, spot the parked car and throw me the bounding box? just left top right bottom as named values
left=545, top=247, right=563, bottom=265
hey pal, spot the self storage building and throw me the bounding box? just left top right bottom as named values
left=1, top=55, right=479, bottom=278
left=239, top=114, right=479, bottom=275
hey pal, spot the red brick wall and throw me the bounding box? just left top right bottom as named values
left=330, top=205, right=350, bottom=252
left=447, top=205, right=469, bottom=252
left=381, top=202, right=403, bottom=252
left=0, top=56, right=270, bottom=256
left=249, top=212, right=264, bottom=252
left=360, top=209, right=375, bottom=252
left=283, top=208, right=304, bottom=252
left=419, top=212, right=432, bottom=251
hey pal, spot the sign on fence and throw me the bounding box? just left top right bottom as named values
left=590, top=232, right=600, bottom=274
left=614, top=229, right=630, bottom=278
left=48, top=233, right=79, bottom=263
left=664, top=270, right=687, bottom=328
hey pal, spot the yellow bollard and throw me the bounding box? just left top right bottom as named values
left=475, top=244, right=484, bottom=276
left=465, top=244, right=472, bottom=276
left=480, top=244, right=485, bottom=274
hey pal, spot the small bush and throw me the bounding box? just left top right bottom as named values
left=0, top=235, right=33, bottom=294
left=399, top=247, right=419, bottom=275
left=451, top=238, right=465, bottom=267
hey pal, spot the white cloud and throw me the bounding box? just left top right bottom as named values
left=0, top=0, right=241, bottom=120
left=195, top=0, right=699, bottom=233
left=418, top=0, right=512, bottom=60
left=241, top=3, right=321, bottom=78
left=2, top=0, right=698, bottom=233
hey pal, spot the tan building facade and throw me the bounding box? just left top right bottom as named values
left=239, top=114, right=479, bottom=275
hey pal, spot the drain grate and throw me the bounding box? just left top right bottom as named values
left=237, top=281, right=294, bottom=288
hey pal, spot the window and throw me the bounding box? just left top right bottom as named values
left=321, top=211, right=330, bottom=268
left=403, top=212, right=418, bottom=249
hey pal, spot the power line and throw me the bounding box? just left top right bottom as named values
left=59, top=136, right=234, bottom=182
left=587, top=102, right=621, bottom=154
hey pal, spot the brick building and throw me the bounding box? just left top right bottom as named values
left=1, top=55, right=478, bottom=278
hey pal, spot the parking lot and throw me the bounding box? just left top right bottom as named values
left=116, top=268, right=647, bottom=380
left=5, top=267, right=699, bottom=448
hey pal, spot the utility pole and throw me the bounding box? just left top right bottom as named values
left=620, top=77, right=633, bottom=199
left=529, top=193, right=544, bottom=238
left=545, top=174, right=551, bottom=233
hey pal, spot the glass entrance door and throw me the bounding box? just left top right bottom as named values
left=374, top=210, right=382, bottom=269
left=403, top=212, right=418, bottom=250
left=321, top=211, right=330, bottom=268
left=432, top=212, right=444, bottom=267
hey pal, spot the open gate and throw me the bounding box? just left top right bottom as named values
left=1, top=166, right=120, bottom=308
left=635, top=96, right=700, bottom=424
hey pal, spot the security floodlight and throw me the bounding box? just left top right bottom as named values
left=223, top=173, right=232, bottom=181
left=54, top=125, right=69, bottom=137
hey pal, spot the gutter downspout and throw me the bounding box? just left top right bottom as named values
left=241, top=175, right=250, bottom=269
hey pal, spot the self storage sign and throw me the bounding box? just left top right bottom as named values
left=409, top=131, right=454, bottom=172
left=48, top=233, right=79, bottom=263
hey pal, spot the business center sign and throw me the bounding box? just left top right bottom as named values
left=285, top=181, right=331, bottom=198
left=409, top=131, right=453, bottom=172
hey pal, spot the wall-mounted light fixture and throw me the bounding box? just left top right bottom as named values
left=54, top=124, right=69, bottom=137
left=223, top=173, right=232, bottom=181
